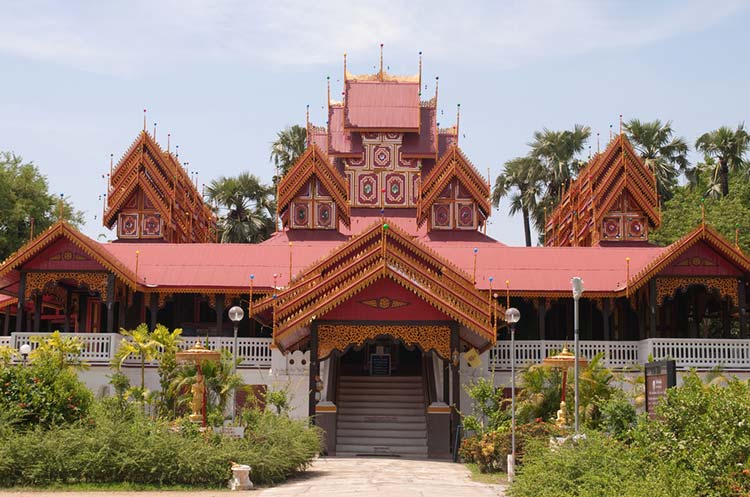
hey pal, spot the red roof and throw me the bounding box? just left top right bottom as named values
left=345, top=80, right=420, bottom=130
left=327, top=106, right=363, bottom=155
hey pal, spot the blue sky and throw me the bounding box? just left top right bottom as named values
left=1, top=0, right=748, bottom=246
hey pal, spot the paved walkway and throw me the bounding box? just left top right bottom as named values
left=0, top=457, right=505, bottom=497
left=257, top=457, right=505, bottom=497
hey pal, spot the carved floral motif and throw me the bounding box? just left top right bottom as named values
left=317, top=324, right=451, bottom=360
left=656, top=276, right=738, bottom=305
left=25, top=271, right=109, bottom=300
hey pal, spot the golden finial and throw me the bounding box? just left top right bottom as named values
left=488, top=276, right=494, bottom=324
left=289, top=241, right=293, bottom=284
left=305, top=104, right=310, bottom=147
left=472, top=247, right=478, bottom=285
left=167, top=133, right=171, bottom=153
left=701, top=198, right=706, bottom=225
left=153, top=122, right=157, bottom=140
left=456, top=103, right=461, bottom=147
left=57, top=193, right=64, bottom=221
left=28, top=216, right=34, bottom=241
left=379, top=43, right=384, bottom=81
left=109, top=153, right=114, bottom=178
left=143, top=108, right=147, bottom=131
left=735, top=223, right=740, bottom=249
left=418, top=51, right=423, bottom=90
left=343, top=52, right=347, bottom=81
left=326, top=76, right=330, bottom=106
left=619, top=114, right=623, bottom=135
left=597, top=132, right=600, bottom=153
left=505, top=280, right=510, bottom=309
left=135, top=250, right=140, bottom=285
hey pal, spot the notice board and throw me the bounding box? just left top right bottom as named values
left=645, top=360, right=676, bottom=418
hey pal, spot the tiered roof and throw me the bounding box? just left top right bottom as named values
left=544, top=134, right=660, bottom=246
left=103, top=130, right=216, bottom=242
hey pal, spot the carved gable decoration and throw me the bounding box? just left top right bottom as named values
left=661, top=242, right=743, bottom=277
left=24, top=238, right=104, bottom=272
left=278, top=144, right=349, bottom=229
left=418, top=145, right=490, bottom=230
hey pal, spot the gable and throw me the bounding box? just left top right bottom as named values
left=23, top=238, right=107, bottom=272
left=659, top=242, right=744, bottom=277
left=321, top=277, right=451, bottom=321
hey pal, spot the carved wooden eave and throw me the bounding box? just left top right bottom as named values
left=0, top=220, right=138, bottom=290
left=624, top=223, right=750, bottom=296
left=254, top=221, right=494, bottom=352
left=277, top=144, right=350, bottom=227
left=417, top=145, right=490, bottom=226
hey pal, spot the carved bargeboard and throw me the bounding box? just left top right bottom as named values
left=317, top=324, right=451, bottom=360
left=655, top=276, right=738, bottom=305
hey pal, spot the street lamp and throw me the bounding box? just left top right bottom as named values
left=505, top=306, right=520, bottom=482
left=19, top=343, right=31, bottom=366
left=571, top=276, right=584, bottom=435
left=228, top=305, right=244, bottom=424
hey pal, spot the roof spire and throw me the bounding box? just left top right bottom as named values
left=305, top=104, right=311, bottom=147
left=109, top=153, right=114, bottom=178
left=58, top=193, right=64, bottom=221
left=153, top=122, right=157, bottom=140
left=609, top=124, right=613, bottom=140
left=326, top=76, right=330, bottom=107
left=379, top=43, right=384, bottom=81
left=619, top=114, right=623, bottom=135
left=167, top=133, right=171, bottom=153
left=596, top=132, right=600, bottom=153
left=456, top=104, right=461, bottom=147
left=418, top=51, right=423, bottom=89
left=143, top=108, right=147, bottom=131
left=343, top=52, right=347, bottom=82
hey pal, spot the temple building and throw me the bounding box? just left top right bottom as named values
left=0, top=55, right=749, bottom=458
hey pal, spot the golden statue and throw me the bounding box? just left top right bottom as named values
left=189, top=373, right=205, bottom=423
left=555, top=400, right=568, bottom=427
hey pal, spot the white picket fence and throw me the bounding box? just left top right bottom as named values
left=489, top=338, right=750, bottom=371
left=7, top=332, right=273, bottom=368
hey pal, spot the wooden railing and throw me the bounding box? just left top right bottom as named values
left=489, top=339, right=750, bottom=371
left=7, top=333, right=273, bottom=368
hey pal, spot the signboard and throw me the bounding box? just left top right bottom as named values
left=464, top=348, right=481, bottom=368
left=370, top=354, right=391, bottom=376
left=644, top=360, right=676, bottom=418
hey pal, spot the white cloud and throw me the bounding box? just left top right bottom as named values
left=0, top=0, right=745, bottom=75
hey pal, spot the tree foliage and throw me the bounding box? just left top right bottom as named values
left=270, top=125, right=307, bottom=183
left=206, top=172, right=275, bottom=243
left=0, top=152, right=83, bottom=260
left=694, top=123, right=749, bottom=197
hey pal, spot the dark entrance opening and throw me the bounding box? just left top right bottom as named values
left=339, top=337, right=423, bottom=376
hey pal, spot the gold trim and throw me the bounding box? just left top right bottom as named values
left=656, top=276, right=738, bottom=305
left=317, top=324, right=451, bottom=360
left=25, top=271, right=109, bottom=300
left=315, top=405, right=337, bottom=413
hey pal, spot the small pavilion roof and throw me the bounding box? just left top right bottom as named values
left=344, top=79, right=420, bottom=130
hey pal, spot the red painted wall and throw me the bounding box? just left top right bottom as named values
left=321, top=277, right=450, bottom=321
left=660, top=242, right=743, bottom=277
left=23, top=239, right=106, bottom=272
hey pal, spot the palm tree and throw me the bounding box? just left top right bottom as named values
left=493, top=156, right=545, bottom=246
left=206, top=173, right=275, bottom=243
left=270, top=125, right=307, bottom=184
left=529, top=124, right=591, bottom=205
left=113, top=324, right=161, bottom=393
left=624, top=119, right=689, bottom=201
left=695, top=123, right=749, bottom=197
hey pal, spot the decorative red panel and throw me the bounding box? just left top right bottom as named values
left=456, top=203, right=475, bottom=229
left=626, top=216, right=646, bottom=239
left=297, top=179, right=312, bottom=199
left=291, top=201, right=311, bottom=229
left=432, top=203, right=452, bottom=229
left=372, top=145, right=392, bottom=168
left=124, top=192, right=138, bottom=209
left=315, top=202, right=335, bottom=229
left=142, top=193, right=155, bottom=210
left=142, top=213, right=162, bottom=238
left=384, top=173, right=406, bottom=206
left=316, top=179, right=330, bottom=198
left=357, top=173, right=379, bottom=205
left=602, top=216, right=622, bottom=240
left=118, top=213, right=139, bottom=238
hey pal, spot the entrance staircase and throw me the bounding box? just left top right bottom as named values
left=336, top=375, right=427, bottom=457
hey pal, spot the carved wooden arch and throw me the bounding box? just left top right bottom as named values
left=316, top=324, right=451, bottom=360
left=25, top=271, right=109, bottom=300
left=656, top=276, right=739, bottom=306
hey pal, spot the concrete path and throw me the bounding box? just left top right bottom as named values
left=0, top=457, right=505, bottom=497
left=257, top=457, right=505, bottom=497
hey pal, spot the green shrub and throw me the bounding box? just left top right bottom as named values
left=0, top=401, right=321, bottom=487
left=0, top=360, right=93, bottom=427
left=509, top=431, right=699, bottom=497
left=592, top=389, right=637, bottom=439
left=631, top=373, right=750, bottom=496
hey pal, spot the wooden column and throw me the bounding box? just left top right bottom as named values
left=118, top=290, right=127, bottom=330
left=442, top=359, right=450, bottom=403
left=106, top=274, right=115, bottom=333
left=649, top=279, right=657, bottom=339
left=537, top=297, right=546, bottom=340
left=739, top=278, right=747, bottom=339
left=33, top=292, right=42, bottom=333
left=450, top=323, right=460, bottom=415
left=215, top=294, right=225, bottom=334
left=63, top=289, right=71, bottom=333
left=309, top=321, right=319, bottom=420
left=602, top=298, right=611, bottom=341
left=149, top=293, right=158, bottom=331
left=15, top=271, right=26, bottom=333
left=3, top=305, right=10, bottom=336
left=78, top=294, right=88, bottom=332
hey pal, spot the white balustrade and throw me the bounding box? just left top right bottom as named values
left=8, top=333, right=272, bottom=368
left=0, top=337, right=10, bottom=347
left=643, top=338, right=750, bottom=370
left=489, top=340, right=641, bottom=371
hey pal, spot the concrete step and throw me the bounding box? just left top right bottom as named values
left=338, top=407, right=425, bottom=416
left=335, top=444, right=428, bottom=456
left=338, top=387, right=423, bottom=395
left=339, top=375, right=422, bottom=382
left=337, top=436, right=428, bottom=446
left=338, top=394, right=424, bottom=403
left=337, top=420, right=427, bottom=430
left=337, top=428, right=427, bottom=438
left=337, top=400, right=425, bottom=409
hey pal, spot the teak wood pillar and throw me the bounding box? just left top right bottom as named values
left=537, top=297, right=546, bottom=340
left=3, top=305, right=9, bottom=336
left=63, top=289, right=72, bottom=333
left=78, top=294, right=88, bottom=332
left=106, top=274, right=115, bottom=333
left=450, top=322, right=460, bottom=447
left=602, top=298, right=611, bottom=341
left=149, top=293, right=158, bottom=331
left=15, top=271, right=26, bottom=333
left=739, top=278, right=748, bottom=339
left=33, top=293, right=42, bottom=333
left=649, top=279, right=657, bottom=339
left=309, top=322, right=319, bottom=421
left=215, top=294, right=225, bottom=334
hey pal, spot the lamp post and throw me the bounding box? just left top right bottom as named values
left=228, top=305, right=244, bottom=424
left=571, top=277, right=584, bottom=435
left=19, top=343, right=31, bottom=366
left=505, top=306, right=520, bottom=482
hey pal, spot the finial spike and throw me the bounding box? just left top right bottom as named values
left=167, top=133, right=171, bottom=153
left=153, top=122, right=156, bottom=140
left=306, top=104, right=311, bottom=147
left=418, top=51, right=423, bottom=89
left=343, top=52, right=347, bottom=81
left=596, top=132, right=600, bottom=153
left=379, top=43, right=384, bottom=81
left=456, top=103, right=461, bottom=147
left=619, top=114, right=623, bottom=135
left=326, top=76, right=331, bottom=106
left=143, top=108, right=147, bottom=131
